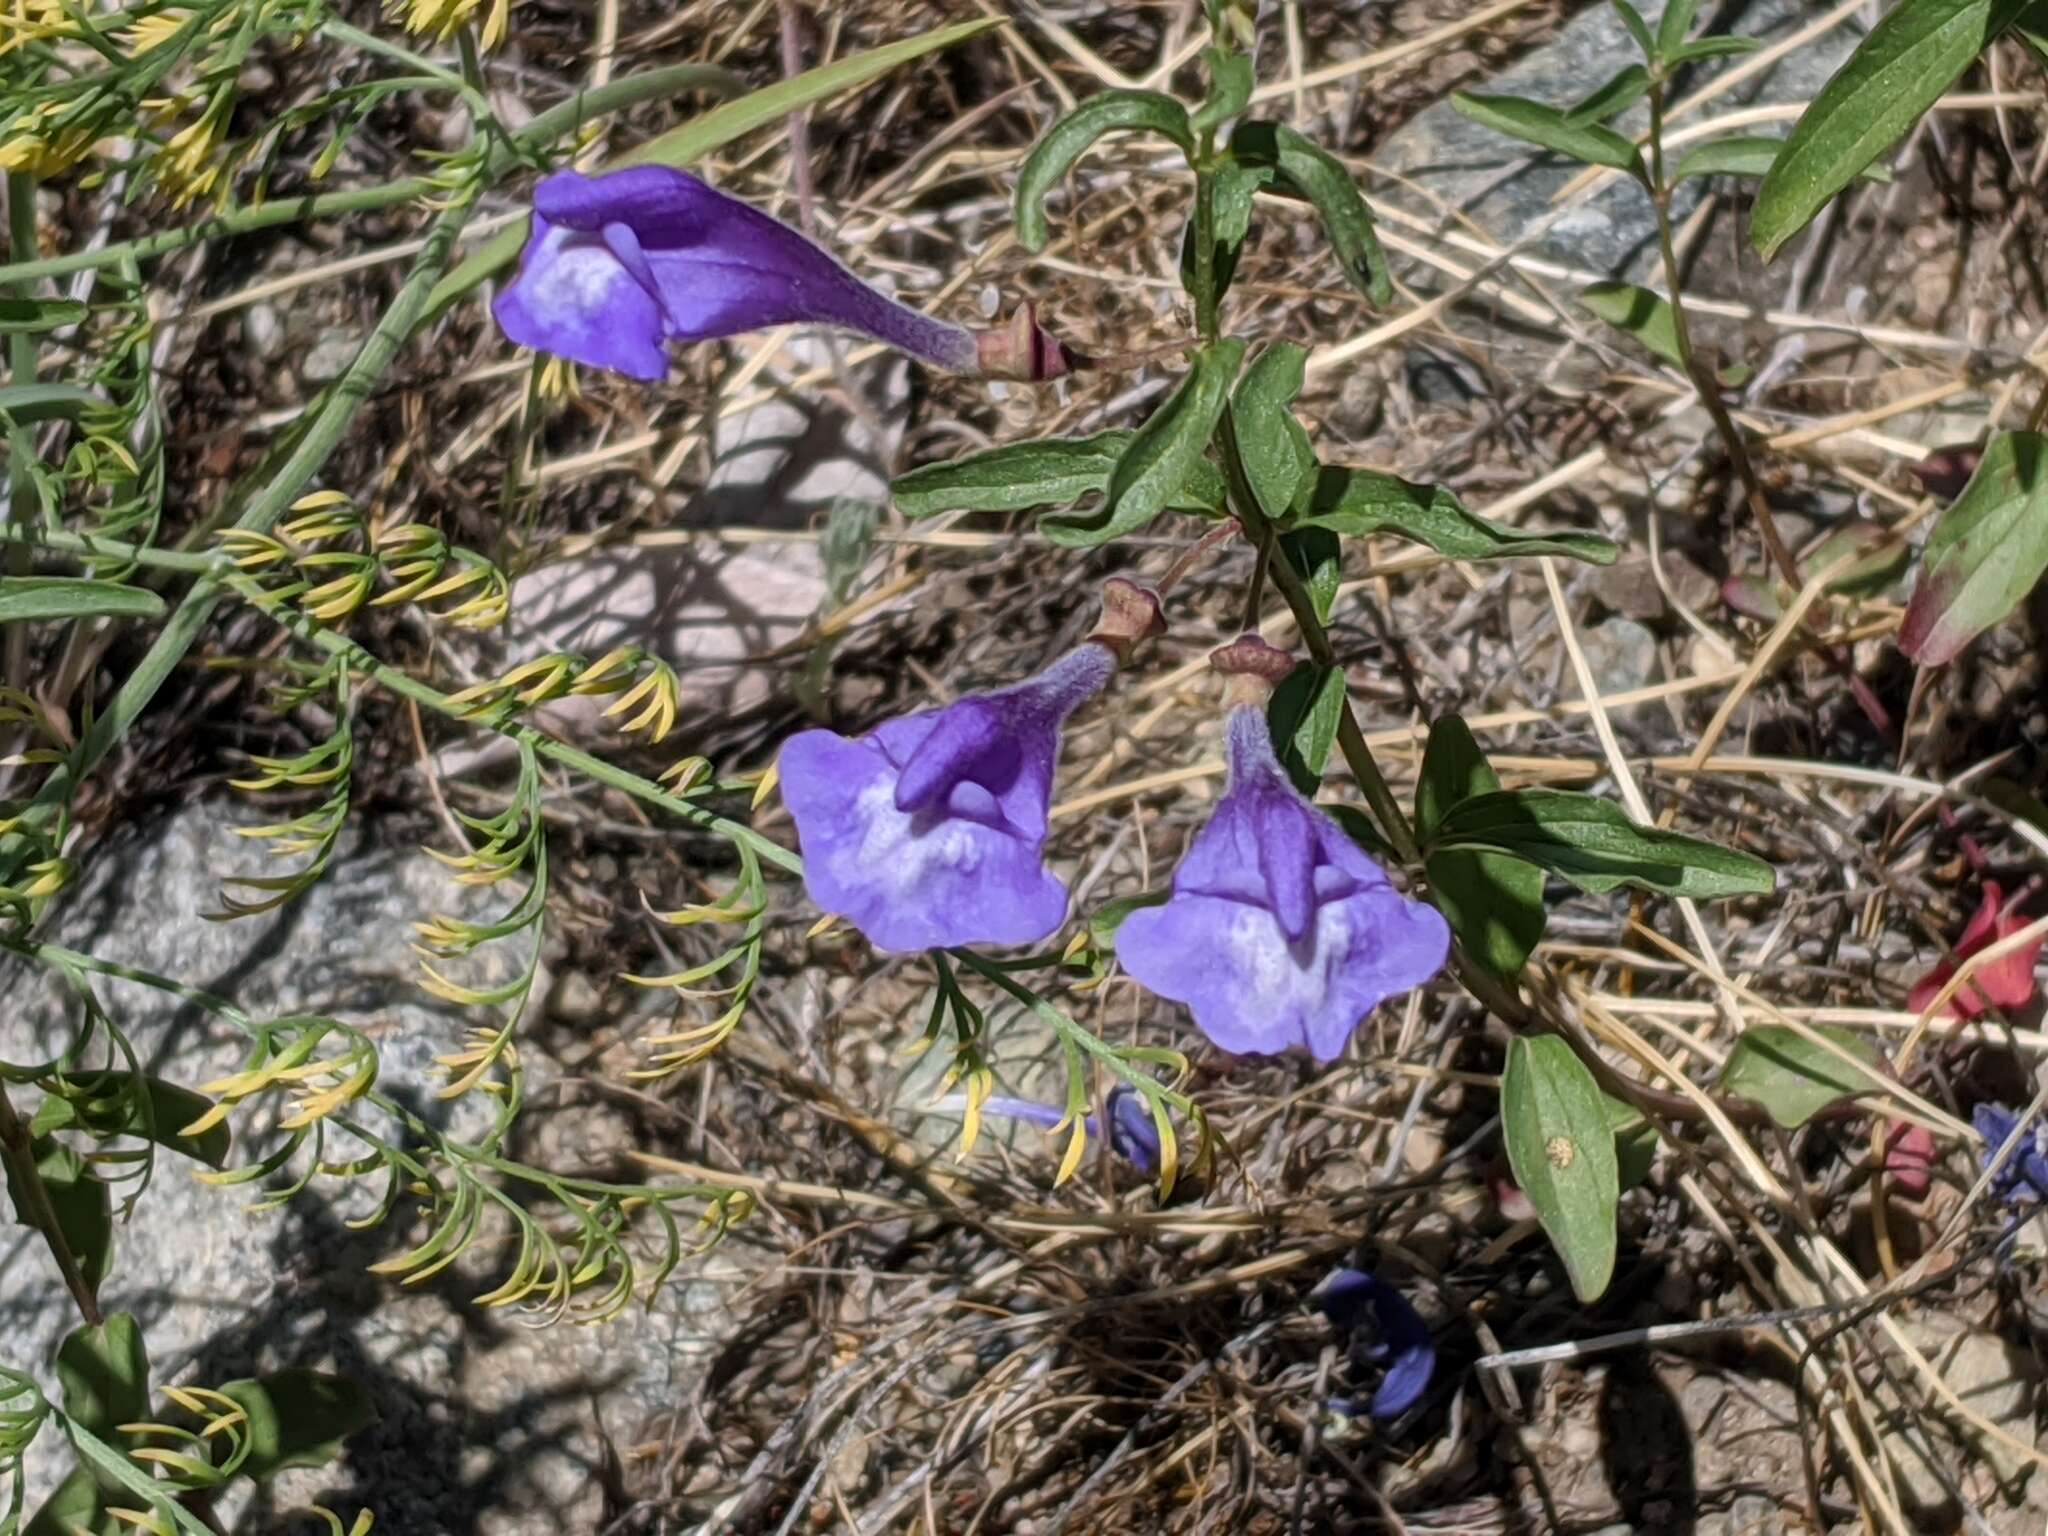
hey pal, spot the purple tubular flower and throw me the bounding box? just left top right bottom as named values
left=493, top=166, right=1076, bottom=382
left=1116, top=707, right=1450, bottom=1063
left=1976, top=1103, right=2048, bottom=1205
left=779, top=645, right=1113, bottom=953
left=1319, top=1268, right=1435, bottom=1420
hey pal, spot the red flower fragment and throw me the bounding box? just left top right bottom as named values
left=1907, top=883, right=2044, bottom=1020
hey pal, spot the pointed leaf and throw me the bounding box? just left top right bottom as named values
left=1295, top=466, right=1620, bottom=563
left=1579, top=282, right=1684, bottom=367
left=29, top=1073, right=231, bottom=1169
left=0, top=383, right=103, bottom=425
left=1433, top=789, right=1775, bottom=898
left=1719, top=1025, right=1885, bottom=1128
left=1279, top=526, right=1341, bottom=624
left=1450, top=91, right=1643, bottom=172
left=1654, top=0, right=1699, bottom=54
left=1016, top=91, right=1196, bottom=251
left=1181, top=152, right=1275, bottom=301
left=1231, top=341, right=1316, bottom=521
left=1665, top=34, right=1764, bottom=61
left=213, top=1370, right=373, bottom=1480
left=1232, top=121, right=1393, bottom=305
left=1900, top=430, right=2048, bottom=664
left=1267, top=663, right=1345, bottom=796
left=0, top=297, right=87, bottom=334
left=1417, top=717, right=1544, bottom=981
left=1752, top=0, right=2027, bottom=259
left=1191, top=48, right=1254, bottom=134
left=1042, top=340, right=1244, bottom=547
left=893, top=432, right=1223, bottom=521
left=1503, top=1036, right=1618, bottom=1302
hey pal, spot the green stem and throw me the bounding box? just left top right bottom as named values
left=5, top=170, right=39, bottom=692
left=1643, top=78, right=1800, bottom=590
left=1189, top=132, right=1220, bottom=341
left=0, top=1083, right=103, bottom=1326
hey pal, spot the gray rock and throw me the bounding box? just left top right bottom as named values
left=0, top=803, right=745, bottom=1534
left=1579, top=616, right=1659, bottom=696
left=1373, top=0, right=1861, bottom=278
left=299, top=328, right=361, bottom=384
left=1889, top=1314, right=2037, bottom=1519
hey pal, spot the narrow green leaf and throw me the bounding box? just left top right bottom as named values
left=1654, top=0, right=1699, bottom=54
left=30, top=1073, right=231, bottom=1169
left=1674, top=135, right=1891, bottom=182
left=1605, top=1095, right=1661, bottom=1190
left=59, top=1416, right=210, bottom=1536
left=0, top=578, right=165, bottom=625
left=1719, top=1025, right=1885, bottom=1128
left=1450, top=91, right=1643, bottom=172
left=1611, top=0, right=1656, bottom=56
left=1231, top=121, right=1393, bottom=306
left=5, top=1139, right=112, bottom=1295
left=23, top=1467, right=113, bottom=1536
left=1182, top=152, right=1275, bottom=301
left=893, top=431, right=1223, bottom=521
left=1231, top=341, right=1316, bottom=521
left=1900, top=430, right=2048, bottom=664
left=1295, top=466, right=1620, bottom=563
left=1665, top=33, right=1764, bottom=61
left=426, top=21, right=1001, bottom=316
left=1434, top=789, right=1776, bottom=898
left=1016, top=90, right=1197, bottom=251
left=1752, top=0, right=2025, bottom=259
left=1192, top=49, right=1254, bottom=134
left=1567, top=65, right=1651, bottom=125
left=1042, top=340, right=1245, bottom=547
left=1503, top=1036, right=1618, bottom=1302
left=0, top=297, right=87, bottom=333
left=1579, top=281, right=1684, bottom=367
left=1417, top=717, right=1544, bottom=981
left=1267, top=663, right=1345, bottom=796
left=214, top=1370, right=374, bottom=1481
left=0, top=383, right=103, bottom=425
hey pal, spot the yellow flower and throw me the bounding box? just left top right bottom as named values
left=121, top=10, right=185, bottom=54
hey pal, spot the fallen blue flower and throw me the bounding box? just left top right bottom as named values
left=494, top=165, right=1078, bottom=382
left=1118, top=639, right=1449, bottom=1063
left=1319, top=1268, right=1435, bottom=1420
left=1976, top=1103, right=2048, bottom=1205
left=928, top=1084, right=1163, bottom=1174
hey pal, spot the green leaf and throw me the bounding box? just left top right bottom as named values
left=817, top=497, right=879, bottom=609
left=1433, top=789, right=1776, bottom=898
left=1042, top=340, right=1245, bottom=547
left=1611, top=0, right=1657, bottom=56
left=425, top=21, right=1002, bottom=317
left=59, top=1416, right=210, bottom=1536
left=893, top=431, right=1223, bottom=522
left=6, top=1139, right=112, bottom=1296
left=0, top=383, right=103, bottom=425
left=1654, top=0, right=1699, bottom=54
left=1231, top=121, right=1394, bottom=306
left=1192, top=48, right=1254, bottom=134
left=1751, top=0, right=2026, bottom=259
left=1579, top=281, right=1684, bottom=367
left=0, top=578, right=164, bottom=626
left=213, top=1370, right=373, bottom=1481
left=1417, top=717, right=1545, bottom=981
left=1327, top=803, right=1398, bottom=862
left=1567, top=65, right=1651, bottom=125
left=56, top=1317, right=150, bottom=1442
left=1231, top=341, right=1316, bottom=521
left=1502, top=1036, right=1618, bottom=1302
left=0, top=297, right=87, bottom=334
left=29, top=1073, right=231, bottom=1169
left=1719, top=1025, right=1885, bottom=1128
left=1016, top=90, right=1197, bottom=251
left=24, top=1466, right=116, bottom=1536
left=1450, top=91, right=1643, bottom=172
left=1673, top=134, right=1892, bottom=183
left=1900, top=430, right=2048, bottom=665
left=1279, top=526, right=1341, bottom=624
left=1090, top=891, right=1169, bottom=950
left=1604, top=1094, right=1661, bottom=1191
left=1294, top=466, right=1620, bottom=563
left=1182, top=152, right=1276, bottom=301
left=1267, top=663, right=1345, bottom=797
left=1665, top=34, right=1764, bottom=61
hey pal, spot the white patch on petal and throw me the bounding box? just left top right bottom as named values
left=836, top=777, right=986, bottom=898
left=532, top=236, right=634, bottom=320
left=1219, top=901, right=1354, bottom=1034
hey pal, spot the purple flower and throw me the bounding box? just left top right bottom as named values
left=929, top=1084, right=1163, bottom=1173
left=1976, top=1103, right=2048, bottom=1205
left=493, top=166, right=1077, bottom=382
left=779, top=645, right=1113, bottom=953
left=1319, top=1268, right=1436, bottom=1420
left=1117, top=706, right=1449, bottom=1063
